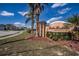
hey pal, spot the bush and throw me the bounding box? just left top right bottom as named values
left=27, top=29, right=31, bottom=33
left=46, top=32, right=72, bottom=41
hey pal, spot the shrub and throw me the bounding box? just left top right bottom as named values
left=27, top=29, right=31, bottom=33
left=46, top=32, right=72, bottom=41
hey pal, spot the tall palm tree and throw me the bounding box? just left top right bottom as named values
left=26, top=3, right=47, bottom=36
left=24, top=12, right=35, bottom=33
left=24, top=4, right=35, bottom=33
left=34, top=3, right=47, bottom=37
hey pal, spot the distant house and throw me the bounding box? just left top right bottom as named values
left=0, top=24, right=5, bottom=30
left=0, top=26, right=4, bottom=30
left=0, top=24, right=24, bottom=31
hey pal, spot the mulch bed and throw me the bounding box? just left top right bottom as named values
left=25, top=35, right=79, bottom=52
left=25, top=36, right=52, bottom=43
left=57, top=40, right=79, bottom=52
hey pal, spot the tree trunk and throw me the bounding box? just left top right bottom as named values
left=36, top=14, right=39, bottom=37
left=31, top=20, right=34, bottom=33
left=31, top=15, right=34, bottom=34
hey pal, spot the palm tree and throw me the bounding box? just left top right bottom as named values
left=34, top=3, right=47, bottom=37
left=67, top=14, right=79, bottom=40
left=24, top=12, right=35, bottom=33
left=67, top=14, right=79, bottom=26
left=24, top=4, right=35, bottom=33
left=26, top=3, right=47, bottom=36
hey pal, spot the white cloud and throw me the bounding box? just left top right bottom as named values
left=47, top=16, right=63, bottom=24
left=0, top=11, right=14, bottom=16
left=14, top=22, right=26, bottom=27
left=58, top=8, right=71, bottom=14
left=18, top=11, right=28, bottom=16
left=51, top=3, right=67, bottom=8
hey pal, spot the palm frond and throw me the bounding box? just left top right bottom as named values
left=25, top=18, right=31, bottom=24
left=67, top=14, right=79, bottom=26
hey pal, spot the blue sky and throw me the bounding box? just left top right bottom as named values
left=0, top=3, right=79, bottom=27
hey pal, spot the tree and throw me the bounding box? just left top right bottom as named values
left=24, top=12, right=35, bottom=33
left=67, top=14, right=79, bottom=40
left=24, top=4, right=35, bottom=33
left=26, top=3, right=47, bottom=36
left=67, top=14, right=79, bottom=26
left=34, top=3, right=47, bottom=37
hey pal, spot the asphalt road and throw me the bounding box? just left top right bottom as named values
left=0, top=31, right=20, bottom=37
left=0, top=31, right=23, bottom=40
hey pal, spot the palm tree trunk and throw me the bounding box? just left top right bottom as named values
left=31, top=15, right=34, bottom=33
left=36, top=14, right=39, bottom=37
left=31, top=20, right=34, bottom=33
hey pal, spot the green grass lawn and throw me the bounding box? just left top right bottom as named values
left=0, top=30, right=78, bottom=56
